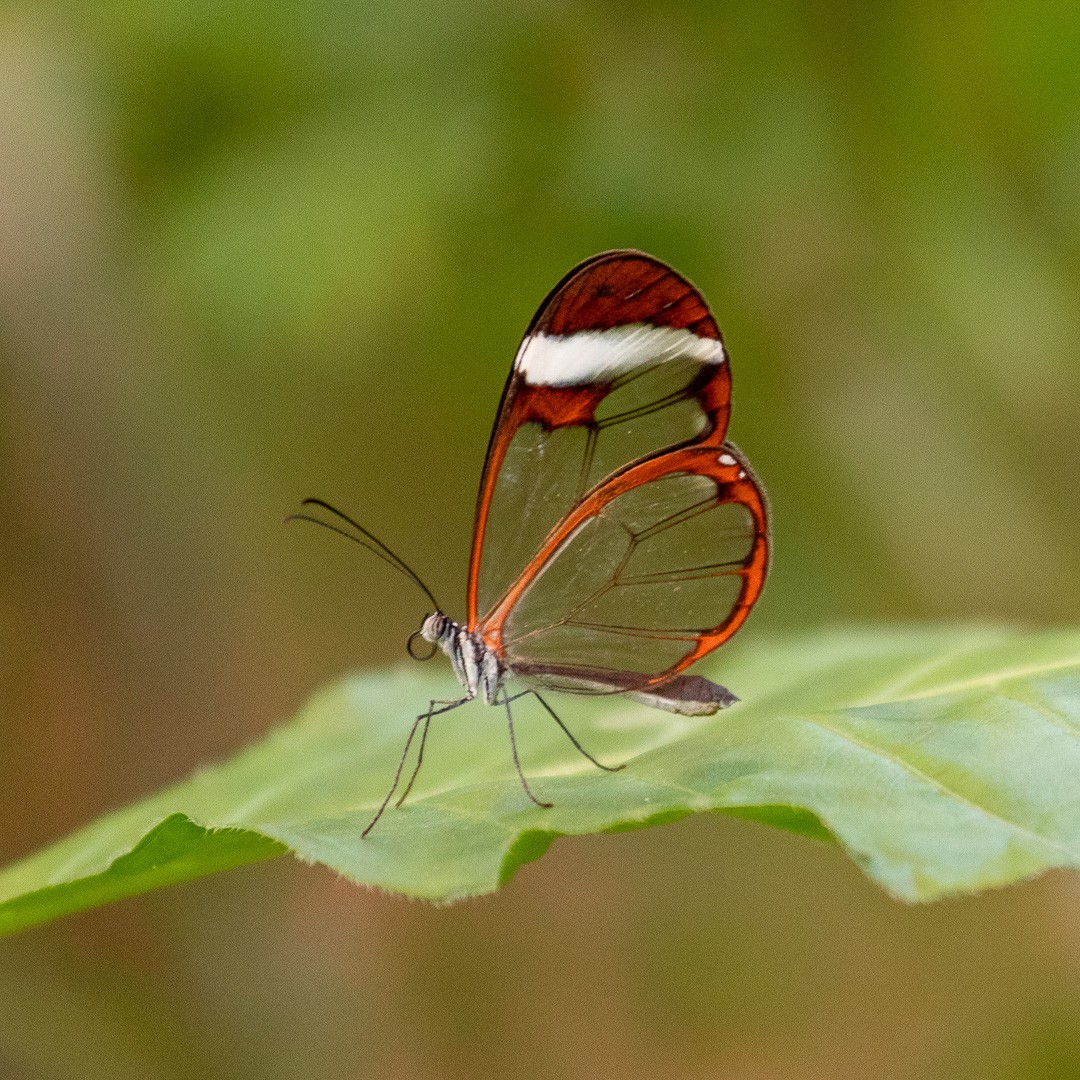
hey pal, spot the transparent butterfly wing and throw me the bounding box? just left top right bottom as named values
left=466, top=251, right=768, bottom=694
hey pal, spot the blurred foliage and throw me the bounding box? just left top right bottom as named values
left=2, top=0, right=1080, bottom=1077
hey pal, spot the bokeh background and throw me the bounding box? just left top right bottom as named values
left=2, top=1, right=1080, bottom=1077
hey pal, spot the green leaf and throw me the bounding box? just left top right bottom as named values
left=3, top=625, right=1079, bottom=935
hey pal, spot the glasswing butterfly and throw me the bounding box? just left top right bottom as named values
left=291, top=250, right=769, bottom=836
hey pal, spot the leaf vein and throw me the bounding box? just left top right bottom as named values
left=795, top=713, right=1074, bottom=858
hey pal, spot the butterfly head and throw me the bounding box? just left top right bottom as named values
left=420, top=613, right=453, bottom=646
left=407, top=612, right=454, bottom=661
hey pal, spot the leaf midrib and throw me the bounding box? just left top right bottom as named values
left=867, top=655, right=1080, bottom=704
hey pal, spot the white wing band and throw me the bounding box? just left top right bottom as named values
left=515, top=324, right=725, bottom=387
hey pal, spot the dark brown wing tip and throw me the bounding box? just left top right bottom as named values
left=525, top=250, right=720, bottom=340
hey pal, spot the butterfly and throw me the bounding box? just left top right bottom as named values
left=291, top=250, right=769, bottom=836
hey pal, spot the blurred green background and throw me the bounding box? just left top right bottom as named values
left=2, top=1, right=1080, bottom=1077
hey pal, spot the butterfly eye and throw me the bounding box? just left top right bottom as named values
left=407, top=631, right=438, bottom=661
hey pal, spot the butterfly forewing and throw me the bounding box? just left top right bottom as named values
left=467, top=251, right=768, bottom=697
left=470, top=253, right=732, bottom=620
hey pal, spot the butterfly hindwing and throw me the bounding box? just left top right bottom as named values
left=481, top=441, right=767, bottom=689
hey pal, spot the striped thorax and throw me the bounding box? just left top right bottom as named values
left=420, top=613, right=503, bottom=705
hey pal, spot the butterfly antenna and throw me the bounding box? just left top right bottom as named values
left=287, top=499, right=442, bottom=611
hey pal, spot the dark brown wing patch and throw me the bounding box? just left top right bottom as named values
left=531, top=252, right=721, bottom=339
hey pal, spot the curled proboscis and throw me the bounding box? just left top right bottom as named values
left=407, top=630, right=437, bottom=661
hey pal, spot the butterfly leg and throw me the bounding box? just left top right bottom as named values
left=503, top=688, right=554, bottom=810
left=361, top=696, right=470, bottom=838
left=394, top=697, right=470, bottom=808
left=393, top=713, right=432, bottom=810
left=509, top=690, right=626, bottom=773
